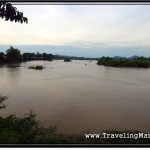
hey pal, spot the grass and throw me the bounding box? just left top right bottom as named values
left=28, top=65, right=44, bottom=70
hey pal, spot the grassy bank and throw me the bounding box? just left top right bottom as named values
left=1, top=113, right=150, bottom=144
left=0, top=96, right=150, bottom=144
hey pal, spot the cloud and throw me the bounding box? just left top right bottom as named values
left=1, top=4, right=150, bottom=54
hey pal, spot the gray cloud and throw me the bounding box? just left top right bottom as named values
left=1, top=4, right=150, bottom=56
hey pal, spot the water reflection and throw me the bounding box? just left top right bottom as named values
left=6, top=63, right=21, bottom=85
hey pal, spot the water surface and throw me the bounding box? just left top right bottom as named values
left=0, top=60, right=150, bottom=134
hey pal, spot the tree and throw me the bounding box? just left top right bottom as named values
left=43, top=53, right=54, bottom=60
left=6, top=46, right=21, bottom=62
left=0, top=96, right=7, bottom=109
left=0, top=52, right=6, bottom=63
left=0, top=2, right=28, bottom=24
left=22, top=52, right=34, bottom=61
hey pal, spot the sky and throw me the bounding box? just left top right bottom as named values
left=1, top=4, right=150, bottom=57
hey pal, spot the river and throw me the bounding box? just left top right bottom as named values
left=0, top=60, right=150, bottom=134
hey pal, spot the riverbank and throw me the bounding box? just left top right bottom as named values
left=1, top=113, right=150, bottom=144
left=97, top=57, right=150, bottom=68
left=0, top=96, right=150, bottom=144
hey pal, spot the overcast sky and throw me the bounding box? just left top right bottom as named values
left=1, top=4, right=150, bottom=57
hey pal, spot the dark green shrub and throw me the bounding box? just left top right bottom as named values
left=28, top=65, right=44, bottom=70
left=64, top=58, right=71, bottom=62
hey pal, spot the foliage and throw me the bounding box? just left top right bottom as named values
left=22, top=52, right=54, bottom=61
left=0, top=110, right=57, bottom=144
left=1, top=95, right=150, bottom=144
left=22, top=52, right=34, bottom=61
left=97, top=56, right=150, bottom=68
left=0, top=52, right=7, bottom=63
left=64, top=58, right=71, bottom=62
left=0, top=95, right=8, bottom=109
left=28, top=65, right=44, bottom=70
left=1, top=113, right=150, bottom=144
left=43, top=53, right=54, bottom=60
left=0, top=52, right=4, bottom=56
left=0, top=2, right=28, bottom=23
left=6, top=46, right=21, bottom=63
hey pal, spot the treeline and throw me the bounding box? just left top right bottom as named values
left=0, top=46, right=98, bottom=64
left=97, top=56, right=150, bottom=68
left=22, top=52, right=54, bottom=61
left=0, top=46, right=54, bottom=64
left=54, top=54, right=98, bottom=61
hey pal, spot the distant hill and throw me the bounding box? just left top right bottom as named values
left=113, top=56, right=126, bottom=59
left=54, top=54, right=99, bottom=60
left=113, top=55, right=140, bottom=59
left=128, top=55, right=140, bottom=59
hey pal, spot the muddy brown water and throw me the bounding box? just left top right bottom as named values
left=0, top=60, right=150, bottom=134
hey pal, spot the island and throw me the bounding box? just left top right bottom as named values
left=97, top=56, right=150, bottom=68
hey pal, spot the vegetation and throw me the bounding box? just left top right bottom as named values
left=97, top=56, right=150, bottom=68
left=0, top=111, right=57, bottom=144
left=0, top=2, right=28, bottom=23
left=55, top=55, right=98, bottom=61
left=22, top=52, right=34, bottom=61
left=0, top=52, right=7, bottom=63
left=22, top=52, right=54, bottom=61
left=0, top=95, right=8, bottom=109
left=28, top=65, right=44, bottom=70
left=1, top=96, right=150, bottom=144
left=0, top=46, right=98, bottom=64
left=43, top=53, right=54, bottom=61
left=64, top=58, right=71, bottom=62
left=6, top=46, right=21, bottom=63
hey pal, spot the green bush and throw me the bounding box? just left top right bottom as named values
left=0, top=111, right=58, bottom=144
left=64, top=58, right=71, bottom=62
left=1, top=96, right=150, bottom=144
left=28, top=65, right=44, bottom=70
